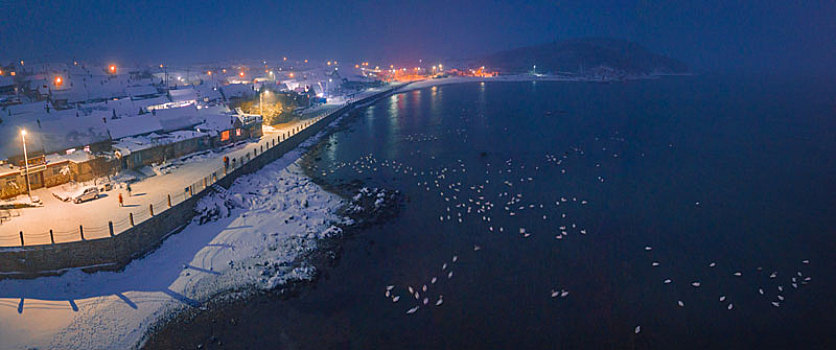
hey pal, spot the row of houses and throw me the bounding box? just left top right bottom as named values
left=0, top=102, right=262, bottom=199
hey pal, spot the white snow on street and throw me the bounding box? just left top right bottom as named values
left=0, top=126, right=347, bottom=349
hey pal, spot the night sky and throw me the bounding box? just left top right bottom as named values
left=1, top=0, right=834, bottom=74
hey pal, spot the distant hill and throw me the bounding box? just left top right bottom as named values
left=482, top=38, right=688, bottom=76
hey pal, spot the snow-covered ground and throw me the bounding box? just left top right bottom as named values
left=0, top=121, right=348, bottom=349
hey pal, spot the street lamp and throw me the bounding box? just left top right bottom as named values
left=20, top=129, right=31, bottom=199
left=260, top=89, right=270, bottom=116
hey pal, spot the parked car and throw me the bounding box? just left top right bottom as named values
left=52, top=186, right=100, bottom=204
left=72, top=187, right=99, bottom=204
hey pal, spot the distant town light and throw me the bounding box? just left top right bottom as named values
left=289, top=72, right=294, bottom=78
left=10, top=72, right=15, bottom=76
left=20, top=60, right=24, bottom=66
left=109, top=64, right=117, bottom=74
left=239, top=71, right=245, bottom=77
left=0, top=69, right=3, bottom=75
left=20, top=129, right=26, bottom=136
left=207, top=70, right=212, bottom=75
left=222, top=69, right=227, bottom=73
left=54, top=76, right=63, bottom=87
left=160, top=64, right=164, bottom=68
left=283, top=57, right=287, bottom=61
left=327, top=61, right=332, bottom=66
left=355, top=64, right=359, bottom=69
left=304, top=59, right=308, bottom=63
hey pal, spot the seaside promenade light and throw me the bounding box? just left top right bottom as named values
left=20, top=129, right=31, bottom=199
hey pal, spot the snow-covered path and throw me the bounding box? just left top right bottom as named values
left=0, top=130, right=346, bottom=349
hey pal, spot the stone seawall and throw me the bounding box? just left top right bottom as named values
left=0, top=86, right=398, bottom=279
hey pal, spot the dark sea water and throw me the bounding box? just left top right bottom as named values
left=149, top=76, right=836, bottom=349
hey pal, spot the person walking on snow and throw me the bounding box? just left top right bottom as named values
left=118, top=192, right=124, bottom=207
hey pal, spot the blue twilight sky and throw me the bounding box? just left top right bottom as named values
left=1, top=0, right=834, bottom=74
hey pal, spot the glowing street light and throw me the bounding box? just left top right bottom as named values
left=54, top=76, right=63, bottom=87
left=207, top=70, right=212, bottom=76
left=108, top=64, right=117, bottom=74
left=20, top=129, right=31, bottom=199
left=239, top=71, right=245, bottom=78
left=259, top=89, right=271, bottom=116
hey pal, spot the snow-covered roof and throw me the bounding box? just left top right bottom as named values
left=220, top=84, right=255, bottom=99
left=127, top=85, right=160, bottom=98
left=195, top=113, right=236, bottom=135
left=45, top=150, right=93, bottom=164
left=195, top=84, right=223, bottom=101
left=0, top=113, right=110, bottom=159
left=111, top=130, right=206, bottom=155
left=106, top=115, right=164, bottom=139
left=133, top=96, right=170, bottom=110
left=153, top=105, right=201, bottom=132
left=168, top=88, right=198, bottom=102
left=2, top=101, right=51, bottom=116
